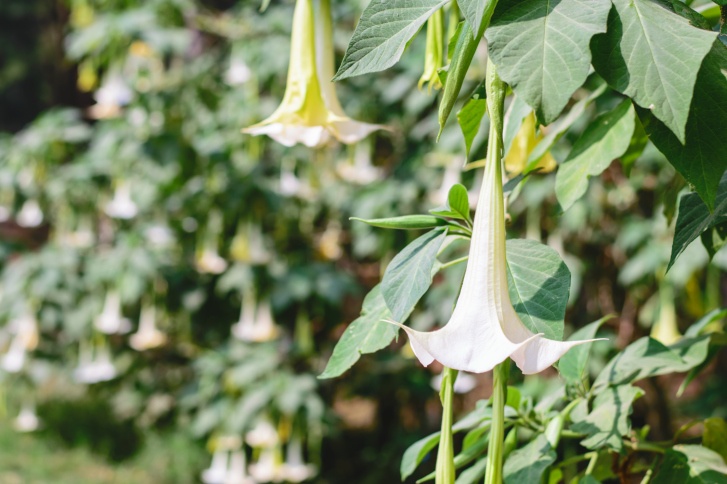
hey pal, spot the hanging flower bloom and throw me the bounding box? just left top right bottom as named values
left=390, top=135, right=600, bottom=374
left=105, top=183, right=138, bottom=219
left=197, top=211, right=228, bottom=274
left=503, top=112, right=556, bottom=175
left=13, top=403, right=40, bottom=433
left=129, top=304, right=167, bottom=351
left=232, top=290, right=280, bottom=343
left=281, top=437, right=317, bottom=483
left=418, top=9, right=444, bottom=92
left=248, top=446, right=285, bottom=483
left=16, top=199, right=44, bottom=228
left=226, top=450, right=256, bottom=484
left=74, top=340, right=117, bottom=384
left=2, top=312, right=39, bottom=373
left=243, top=0, right=385, bottom=147
left=225, top=56, right=252, bottom=86
left=245, top=418, right=279, bottom=448
left=88, top=69, right=133, bottom=119
left=2, top=334, right=27, bottom=373
left=94, top=291, right=132, bottom=335
left=201, top=450, right=229, bottom=484
left=336, top=141, right=381, bottom=184
left=650, top=282, right=681, bottom=346
left=230, top=221, right=270, bottom=265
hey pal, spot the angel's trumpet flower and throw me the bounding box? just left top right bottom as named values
left=392, top=84, right=600, bottom=374
left=14, top=403, right=40, bottom=433
left=232, top=289, right=279, bottom=343
left=94, top=291, right=132, bottom=335
left=243, top=0, right=385, bottom=147
left=129, top=304, right=167, bottom=351
left=281, top=437, right=317, bottom=483
left=105, top=183, right=138, bottom=220
left=201, top=450, right=229, bottom=484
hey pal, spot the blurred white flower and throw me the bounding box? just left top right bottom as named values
left=74, top=341, right=117, bottom=384
left=430, top=158, right=463, bottom=207
left=2, top=312, right=39, bottom=373
left=196, top=248, right=228, bottom=274
left=202, top=450, right=230, bottom=484
left=2, top=334, right=27, bottom=373
left=430, top=370, right=477, bottom=394
left=16, top=199, right=43, bottom=228
left=129, top=305, right=167, bottom=351
left=225, top=450, right=256, bottom=484
left=243, top=0, right=385, bottom=147
left=225, top=58, right=252, bottom=86
left=317, top=222, right=342, bottom=261
left=94, top=291, right=132, bottom=335
left=105, top=184, right=138, bottom=219
left=336, top=143, right=381, bottom=185
left=391, top=148, right=601, bottom=374
left=281, top=437, right=316, bottom=483
left=145, top=224, right=175, bottom=247
left=88, top=72, right=133, bottom=119
left=245, top=418, right=279, bottom=448
left=248, top=447, right=284, bottom=483
left=13, top=404, right=40, bottom=433
left=232, top=289, right=280, bottom=343
left=231, top=222, right=270, bottom=265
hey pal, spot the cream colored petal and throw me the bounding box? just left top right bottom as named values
left=328, top=117, right=389, bottom=145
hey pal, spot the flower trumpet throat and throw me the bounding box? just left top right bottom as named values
left=393, top=61, right=601, bottom=375
left=243, top=0, right=386, bottom=148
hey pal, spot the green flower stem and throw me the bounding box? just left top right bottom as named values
left=485, top=360, right=509, bottom=484
left=436, top=367, right=457, bottom=484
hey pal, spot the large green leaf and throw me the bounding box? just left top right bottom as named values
left=400, top=432, right=440, bottom=481
left=503, top=434, right=556, bottom=484
left=333, top=0, right=450, bottom=80
left=637, top=43, right=727, bottom=209
left=593, top=336, right=711, bottom=390
left=591, top=0, right=716, bottom=143
left=571, top=384, right=644, bottom=451
left=457, top=82, right=487, bottom=160
left=318, top=285, right=398, bottom=379
left=653, top=446, right=727, bottom=483
left=382, top=228, right=448, bottom=322
left=486, top=0, right=610, bottom=124
left=557, top=316, right=611, bottom=385
left=704, top=418, right=727, bottom=463
left=505, top=239, right=571, bottom=340
left=457, top=0, right=497, bottom=38
left=555, top=99, right=636, bottom=211
left=669, top=171, right=727, bottom=269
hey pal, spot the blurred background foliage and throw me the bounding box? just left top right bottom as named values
left=0, top=0, right=725, bottom=482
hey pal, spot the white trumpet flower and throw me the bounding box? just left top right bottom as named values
left=245, top=418, right=279, bottom=448
left=105, top=183, right=138, bottom=219
left=281, top=437, right=316, bottom=483
left=2, top=334, right=27, bottom=373
left=16, top=199, right=44, bottom=228
left=232, top=291, right=280, bottom=343
left=226, top=450, right=256, bottom=484
left=1, top=313, right=38, bottom=373
left=202, top=450, right=230, bottom=484
left=248, top=447, right=284, bottom=483
left=243, top=0, right=385, bottom=147
left=391, top=140, right=600, bottom=375
left=94, top=291, right=132, bottom=334
left=430, top=370, right=477, bottom=394
left=196, top=248, right=228, bottom=275
left=74, top=341, right=117, bottom=384
left=129, top=305, right=167, bottom=351
left=14, top=404, right=40, bottom=433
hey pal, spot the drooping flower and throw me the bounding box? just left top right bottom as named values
left=13, top=403, right=40, bottom=433
left=231, top=290, right=279, bottom=343
left=503, top=112, right=556, bottom=175
left=245, top=418, right=279, bottom=448
left=248, top=446, right=285, bottom=483
left=73, top=340, right=117, bottom=384
left=16, top=199, right=44, bottom=228
left=1, top=312, right=39, bottom=373
left=225, top=56, right=252, bottom=86
left=243, top=0, right=385, bottom=147
left=281, top=437, right=317, bottom=483
left=105, top=182, right=138, bottom=220
left=88, top=69, right=133, bottom=119
left=226, top=450, right=256, bottom=484
left=94, top=291, right=132, bottom=335
left=336, top=141, right=381, bottom=184
left=230, top=221, right=270, bottom=265
left=391, top=130, right=600, bottom=375
left=196, top=211, right=229, bottom=274
left=129, top=304, right=167, bottom=351
left=201, top=450, right=229, bottom=484
left=649, top=282, right=681, bottom=346
left=418, top=8, right=444, bottom=92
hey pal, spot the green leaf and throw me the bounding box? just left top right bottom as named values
left=457, top=0, right=497, bottom=38
left=593, top=336, right=711, bottom=390
left=457, top=82, right=487, bottom=160
left=704, top=418, right=727, bottom=463
left=524, top=83, right=607, bottom=172
left=555, top=99, right=636, bottom=211
left=401, top=432, right=440, bottom=481
left=382, top=228, right=448, bottom=322
left=486, top=0, right=610, bottom=124
left=333, top=0, right=450, bottom=80
left=350, top=215, right=448, bottom=230
left=591, top=0, right=717, bottom=143
left=636, top=43, right=727, bottom=209
left=503, top=434, right=556, bottom=483
left=430, top=183, right=471, bottom=221
left=668, top=171, right=727, bottom=270
left=318, top=285, right=398, bottom=379
left=571, top=384, right=644, bottom=451
left=454, top=457, right=488, bottom=484
left=505, top=239, right=571, bottom=340
left=557, top=316, right=612, bottom=385
left=653, top=446, right=727, bottom=483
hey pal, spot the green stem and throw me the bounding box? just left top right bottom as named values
left=485, top=360, right=509, bottom=484
left=436, top=367, right=457, bottom=484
